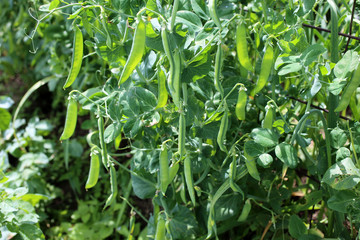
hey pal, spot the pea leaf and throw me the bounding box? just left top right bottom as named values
left=275, top=142, right=298, bottom=168
left=327, top=190, right=357, bottom=213
left=322, top=158, right=360, bottom=190
left=330, top=127, right=347, bottom=149
left=251, top=128, right=279, bottom=148
left=0, top=108, right=11, bottom=131
left=244, top=141, right=264, bottom=157
left=300, top=44, right=326, bottom=66
left=257, top=153, right=273, bottom=168
left=278, top=62, right=302, bottom=76
left=334, top=50, right=359, bottom=79
left=289, top=215, right=307, bottom=239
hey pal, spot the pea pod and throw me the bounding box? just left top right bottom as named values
left=60, top=98, right=77, bottom=140
left=155, top=214, right=166, bottom=240
left=229, top=153, right=244, bottom=199
left=217, top=110, right=228, bottom=152
left=156, top=66, right=169, bottom=109
left=85, top=147, right=100, bottom=189
left=235, top=86, right=247, bottom=120
left=208, top=0, right=222, bottom=29
left=159, top=143, right=170, bottom=195
left=263, top=104, right=274, bottom=129
left=179, top=113, right=186, bottom=160
left=172, top=50, right=182, bottom=108
left=214, top=44, right=224, bottom=98
left=128, top=210, right=136, bottom=240
left=104, top=164, right=118, bottom=209
left=244, top=150, right=260, bottom=181
left=237, top=199, right=251, bottom=222
left=184, top=156, right=196, bottom=206
left=236, top=23, right=253, bottom=72
left=63, top=24, right=83, bottom=89
left=167, top=161, right=179, bottom=186
left=118, top=18, right=146, bottom=85
left=98, top=116, right=109, bottom=169
left=335, top=64, right=360, bottom=112
left=251, top=43, right=274, bottom=96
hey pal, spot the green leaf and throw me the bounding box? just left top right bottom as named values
left=251, top=128, right=279, bottom=148
left=257, top=153, right=273, bottom=168
left=214, top=195, right=241, bottom=221
left=336, top=147, right=351, bottom=161
left=49, top=0, right=60, bottom=10
left=310, top=74, right=322, bottom=97
left=19, top=223, right=44, bottom=240
left=330, top=127, right=347, bottom=149
left=104, top=123, right=122, bottom=144
left=300, top=44, right=326, bottom=66
left=131, top=171, right=156, bottom=199
left=190, top=0, right=208, bottom=20
left=334, top=50, right=359, bottom=79
left=69, top=140, right=84, bottom=158
left=275, top=143, right=299, bottom=168
left=278, top=62, right=302, bottom=76
left=0, top=170, right=8, bottom=183
left=0, top=96, right=14, bottom=109
left=328, top=78, right=347, bottom=95
left=327, top=190, right=357, bottom=213
left=168, top=204, right=198, bottom=239
left=289, top=215, right=307, bottom=239
left=175, top=10, right=202, bottom=36
left=244, top=141, right=264, bottom=157
left=0, top=108, right=11, bottom=131
left=322, top=158, right=360, bottom=190
left=295, top=190, right=323, bottom=212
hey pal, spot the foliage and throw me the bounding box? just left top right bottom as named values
left=4, top=0, right=360, bottom=239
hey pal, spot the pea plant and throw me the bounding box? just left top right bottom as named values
left=35, top=0, right=360, bottom=238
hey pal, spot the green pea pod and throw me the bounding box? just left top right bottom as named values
left=63, top=24, right=83, bottom=89
left=217, top=110, right=228, bottom=152
left=251, top=43, right=274, bottom=96
left=98, top=116, right=109, bottom=169
left=60, top=98, right=77, bottom=140
left=237, top=199, right=251, bottom=222
left=167, top=161, right=179, bottom=186
left=236, top=23, right=253, bottom=72
left=118, top=18, right=146, bottom=85
left=156, top=66, right=169, bottom=109
left=179, top=113, right=186, bottom=160
left=184, top=156, right=196, bottom=206
left=214, top=44, right=224, bottom=98
left=263, top=104, right=274, bottom=129
left=104, top=164, right=118, bottom=209
left=85, top=147, right=100, bottom=189
left=208, top=0, right=222, bottom=29
left=172, top=50, right=182, bottom=108
left=155, top=214, right=166, bottom=240
left=235, top=86, right=247, bottom=120
left=335, top=64, right=360, bottom=112
left=160, top=143, right=170, bottom=195
left=114, top=133, right=122, bottom=149
left=229, top=154, right=244, bottom=199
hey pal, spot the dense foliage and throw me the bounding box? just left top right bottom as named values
left=3, top=0, right=360, bottom=239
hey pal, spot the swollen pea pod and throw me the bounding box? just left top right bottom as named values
left=236, top=23, right=253, bottom=72
left=60, top=97, right=77, bottom=140
left=104, top=164, right=118, bottom=209
left=251, top=43, right=274, bottom=96
left=179, top=113, right=186, bottom=160
left=85, top=147, right=100, bottom=189
left=159, top=142, right=170, bottom=195
left=156, top=66, right=169, bottom=109
left=229, top=152, right=244, bottom=199
left=63, top=24, right=83, bottom=89
left=217, top=109, right=228, bottom=152
left=184, top=156, right=196, bottom=206
left=208, top=0, right=222, bottom=30
left=235, top=86, right=247, bottom=121
left=214, top=43, right=224, bottom=98
left=172, top=50, right=182, bottom=108
left=98, top=116, right=109, bottom=170
left=118, top=18, right=146, bottom=85
left=167, top=161, right=179, bottom=186
left=155, top=214, right=166, bottom=240
left=237, top=199, right=251, bottom=222
left=335, top=64, right=360, bottom=112
left=262, top=104, right=274, bottom=129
